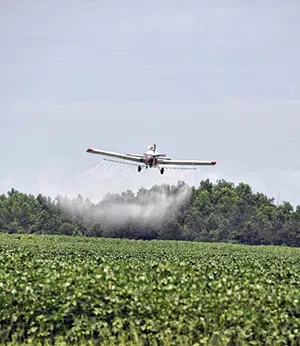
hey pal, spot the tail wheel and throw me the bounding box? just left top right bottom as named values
left=160, top=167, right=164, bottom=174
left=138, top=165, right=142, bottom=172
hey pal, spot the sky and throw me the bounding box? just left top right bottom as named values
left=0, top=1, right=300, bottom=205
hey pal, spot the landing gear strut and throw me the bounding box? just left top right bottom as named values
left=138, top=165, right=142, bottom=172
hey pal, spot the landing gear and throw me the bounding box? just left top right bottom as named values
left=138, top=165, right=142, bottom=172
left=160, top=167, right=164, bottom=175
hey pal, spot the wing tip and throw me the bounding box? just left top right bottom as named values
left=211, top=161, right=217, bottom=165
left=86, top=148, right=94, bottom=153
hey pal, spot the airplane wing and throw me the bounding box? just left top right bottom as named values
left=159, top=158, right=217, bottom=166
left=86, top=148, right=143, bottom=163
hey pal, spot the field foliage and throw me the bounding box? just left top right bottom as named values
left=0, top=233, right=300, bottom=345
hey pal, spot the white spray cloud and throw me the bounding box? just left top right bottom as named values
left=59, top=180, right=192, bottom=228
left=36, top=158, right=221, bottom=228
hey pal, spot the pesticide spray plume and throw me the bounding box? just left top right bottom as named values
left=101, top=182, right=191, bottom=227
left=51, top=159, right=199, bottom=231
left=36, top=156, right=223, bottom=235
left=59, top=181, right=192, bottom=229
left=34, top=154, right=222, bottom=239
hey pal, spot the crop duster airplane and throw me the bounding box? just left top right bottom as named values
left=86, top=144, right=216, bottom=174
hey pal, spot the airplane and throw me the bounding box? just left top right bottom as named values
left=86, top=143, right=216, bottom=174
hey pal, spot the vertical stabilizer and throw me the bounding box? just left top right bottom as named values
left=147, top=143, right=156, bottom=152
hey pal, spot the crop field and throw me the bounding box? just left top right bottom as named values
left=0, top=234, right=300, bottom=345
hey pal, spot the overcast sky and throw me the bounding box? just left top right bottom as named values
left=1, top=1, right=300, bottom=205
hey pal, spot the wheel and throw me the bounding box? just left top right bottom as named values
left=160, top=167, right=164, bottom=174
left=138, top=165, right=142, bottom=172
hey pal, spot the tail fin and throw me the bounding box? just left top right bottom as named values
left=147, top=143, right=156, bottom=151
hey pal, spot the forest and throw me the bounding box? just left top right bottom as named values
left=0, top=179, right=300, bottom=247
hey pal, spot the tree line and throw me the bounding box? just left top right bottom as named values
left=0, top=179, right=300, bottom=247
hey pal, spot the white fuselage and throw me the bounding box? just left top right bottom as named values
left=144, top=145, right=160, bottom=167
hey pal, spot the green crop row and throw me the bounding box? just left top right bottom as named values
left=0, top=233, right=300, bottom=345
